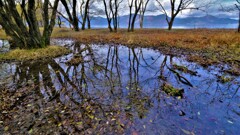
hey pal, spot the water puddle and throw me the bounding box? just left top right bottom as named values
left=0, top=40, right=9, bottom=53
left=0, top=39, right=239, bottom=134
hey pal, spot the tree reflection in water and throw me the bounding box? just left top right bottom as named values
left=0, top=41, right=239, bottom=134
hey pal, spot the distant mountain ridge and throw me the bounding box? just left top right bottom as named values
left=62, top=14, right=238, bottom=29
left=90, top=14, right=238, bottom=28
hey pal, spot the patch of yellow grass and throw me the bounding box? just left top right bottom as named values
left=0, top=45, right=70, bottom=61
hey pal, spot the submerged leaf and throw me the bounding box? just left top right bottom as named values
left=181, top=129, right=195, bottom=135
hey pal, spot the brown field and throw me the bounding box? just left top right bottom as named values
left=52, top=28, right=240, bottom=72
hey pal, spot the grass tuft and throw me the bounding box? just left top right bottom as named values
left=0, top=45, right=71, bottom=61
left=0, top=29, right=7, bottom=39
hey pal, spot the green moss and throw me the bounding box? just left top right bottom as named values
left=0, top=45, right=71, bottom=61
left=162, top=83, right=184, bottom=97
left=173, top=64, right=197, bottom=75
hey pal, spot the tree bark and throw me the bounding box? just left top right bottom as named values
left=168, top=18, right=174, bottom=30
left=87, top=13, right=91, bottom=29
left=139, top=15, right=143, bottom=29
left=72, top=0, right=79, bottom=31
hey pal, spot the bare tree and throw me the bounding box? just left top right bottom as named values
left=128, top=0, right=143, bottom=32
left=236, top=0, right=240, bottom=32
left=103, top=0, right=113, bottom=31
left=87, top=0, right=106, bottom=29
left=111, top=0, right=123, bottom=31
left=59, top=0, right=79, bottom=31
left=103, top=0, right=123, bottom=32
left=81, top=0, right=91, bottom=30
left=87, top=0, right=94, bottom=29
left=220, top=0, right=240, bottom=32
left=0, top=0, right=59, bottom=49
left=156, top=0, right=203, bottom=30
left=139, top=0, right=150, bottom=29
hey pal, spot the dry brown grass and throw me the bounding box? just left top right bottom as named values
left=0, top=28, right=239, bottom=71
left=52, top=28, right=240, bottom=67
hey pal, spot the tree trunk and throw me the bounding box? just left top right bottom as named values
left=129, top=0, right=142, bottom=32
left=168, top=21, right=173, bottom=30
left=168, top=17, right=175, bottom=30
left=72, top=0, right=79, bottom=31
left=82, top=0, right=90, bottom=30
left=103, top=0, right=113, bottom=32
left=58, top=16, right=62, bottom=28
left=113, top=1, right=118, bottom=32
left=87, top=7, right=91, bottom=29
left=87, top=14, right=91, bottom=29
left=108, top=20, right=113, bottom=32
left=128, top=11, right=132, bottom=32
left=61, top=0, right=79, bottom=31
left=139, top=15, right=143, bottom=29
left=238, top=10, right=240, bottom=33
left=130, top=12, right=138, bottom=32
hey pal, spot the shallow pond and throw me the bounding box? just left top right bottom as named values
left=0, top=39, right=239, bottom=134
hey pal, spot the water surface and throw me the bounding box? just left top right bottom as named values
left=0, top=40, right=239, bottom=134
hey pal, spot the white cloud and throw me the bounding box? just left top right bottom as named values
left=58, top=0, right=238, bottom=18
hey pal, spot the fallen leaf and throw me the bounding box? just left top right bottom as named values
left=58, top=123, right=62, bottom=127
left=4, top=126, right=9, bottom=131
left=76, top=122, right=83, bottom=125
left=28, top=129, right=33, bottom=134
